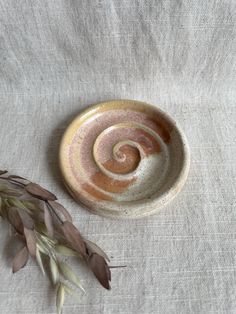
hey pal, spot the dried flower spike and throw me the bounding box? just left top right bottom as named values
left=0, top=170, right=115, bottom=313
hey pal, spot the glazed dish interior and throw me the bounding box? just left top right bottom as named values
left=60, top=100, right=189, bottom=218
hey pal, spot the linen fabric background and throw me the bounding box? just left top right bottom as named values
left=0, top=1, right=236, bottom=313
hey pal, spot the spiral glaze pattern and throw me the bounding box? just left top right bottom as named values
left=60, top=100, right=190, bottom=219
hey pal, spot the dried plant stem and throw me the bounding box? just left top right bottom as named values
left=46, top=201, right=63, bottom=225
left=0, top=170, right=114, bottom=314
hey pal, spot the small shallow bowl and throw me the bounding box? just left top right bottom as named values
left=59, top=100, right=190, bottom=219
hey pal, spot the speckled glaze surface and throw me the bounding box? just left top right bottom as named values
left=59, top=100, right=190, bottom=219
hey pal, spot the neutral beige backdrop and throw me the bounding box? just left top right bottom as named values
left=0, top=1, right=236, bottom=313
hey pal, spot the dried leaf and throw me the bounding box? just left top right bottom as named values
left=88, top=253, right=111, bottom=290
left=44, top=206, right=54, bottom=237
left=24, top=227, right=36, bottom=257
left=84, top=239, right=110, bottom=262
left=0, top=170, right=7, bottom=175
left=36, top=248, right=46, bottom=275
left=56, top=283, right=65, bottom=314
left=50, top=257, right=59, bottom=285
left=7, top=207, right=24, bottom=234
left=61, top=221, right=86, bottom=256
left=25, top=183, right=57, bottom=201
left=59, top=262, right=85, bottom=292
left=48, top=201, right=72, bottom=222
left=16, top=207, right=34, bottom=230
left=55, top=244, right=81, bottom=258
left=12, top=246, right=29, bottom=273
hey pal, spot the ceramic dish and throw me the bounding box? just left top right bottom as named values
left=59, top=100, right=190, bottom=219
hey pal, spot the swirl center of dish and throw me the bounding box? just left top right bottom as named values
left=68, top=109, right=171, bottom=202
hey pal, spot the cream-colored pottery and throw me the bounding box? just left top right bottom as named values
left=59, top=100, right=190, bottom=219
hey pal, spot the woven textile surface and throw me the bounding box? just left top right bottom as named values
left=0, top=1, right=236, bottom=313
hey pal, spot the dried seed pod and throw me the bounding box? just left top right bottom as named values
left=48, top=201, right=72, bottom=222
left=55, top=244, right=81, bottom=257
left=16, top=208, right=34, bottom=230
left=12, top=246, right=29, bottom=273
left=88, top=253, right=111, bottom=290
left=36, top=248, right=46, bottom=276
left=25, top=183, right=57, bottom=201
left=7, top=207, right=24, bottom=234
left=59, top=262, right=85, bottom=292
left=84, top=239, right=110, bottom=261
left=44, top=205, right=54, bottom=237
left=61, top=221, right=86, bottom=256
left=56, top=283, right=65, bottom=314
left=24, top=227, right=36, bottom=257
left=50, top=258, right=59, bottom=285
left=1, top=169, right=114, bottom=314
